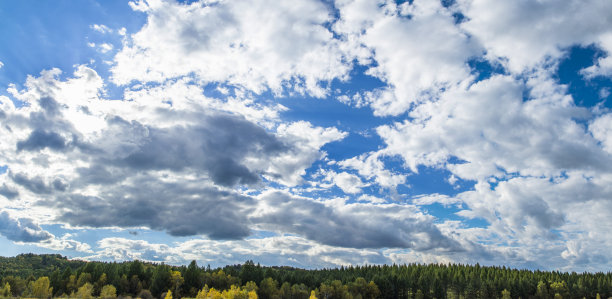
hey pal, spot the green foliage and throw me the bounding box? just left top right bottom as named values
left=259, top=277, right=279, bottom=299
left=151, top=264, right=172, bottom=298
left=185, top=260, right=203, bottom=297
left=0, top=255, right=611, bottom=298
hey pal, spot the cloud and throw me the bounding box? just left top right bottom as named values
left=83, top=236, right=390, bottom=268
left=0, top=211, right=53, bottom=242
left=457, top=0, right=612, bottom=73
left=50, top=181, right=255, bottom=239
left=113, top=0, right=350, bottom=97
left=251, top=190, right=461, bottom=250
left=323, top=170, right=367, bottom=194
left=17, top=129, right=68, bottom=152
left=339, top=151, right=406, bottom=189
left=90, top=24, right=112, bottom=34
left=93, top=114, right=287, bottom=187
left=377, top=74, right=608, bottom=180
left=333, top=0, right=480, bottom=115
left=1, top=66, right=347, bottom=241
left=0, top=184, right=19, bottom=200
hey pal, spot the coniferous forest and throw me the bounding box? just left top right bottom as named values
left=0, top=254, right=610, bottom=299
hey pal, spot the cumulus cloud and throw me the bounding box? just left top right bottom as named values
left=323, top=170, right=367, bottom=194
left=51, top=180, right=255, bottom=239
left=333, top=0, right=480, bottom=115
left=378, top=74, right=608, bottom=180
left=339, top=151, right=406, bottom=189
left=0, top=211, right=53, bottom=242
left=0, top=60, right=350, bottom=243
left=457, top=0, right=612, bottom=73
left=113, top=0, right=350, bottom=97
left=251, top=190, right=461, bottom=250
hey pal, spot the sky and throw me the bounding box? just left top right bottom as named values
left=0, top=0, right=612, bottom=273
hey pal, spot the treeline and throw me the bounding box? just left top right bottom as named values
left=0, top=254, right=611, bottom=299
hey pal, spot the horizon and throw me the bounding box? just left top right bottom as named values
left=1, top=0, right=612, bottom=273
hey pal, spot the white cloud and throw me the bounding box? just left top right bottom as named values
left=0, top=61, right=3, bottom=69
left=377, top=74, right=606, bottom=180
left=356, top=194, right=387, bottom=204
left=113, top=0, right=350, bottom=97
left=339, top=151, right=406, bottom=189
left=82, top=235, right=388, bottom=268
left=321, top=170, right=367, bottom=194
left=590, top=113, right=612, bottom=154
left=334, top=0, right=480, bottom=115
left=90, top=24, right=112, bottom=34
left=582, top=33, right=612, bottom=78
left=457, top=0, right=612, bottom=73
left=98, top=43, right=114, bottom=53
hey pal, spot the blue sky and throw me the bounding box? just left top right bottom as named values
left=1, top=0, right=612, bottom=272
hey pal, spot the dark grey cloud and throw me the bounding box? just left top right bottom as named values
left=95, top=113, right=287, bottom=187
left=11, top=172, right=53, bottom=194
left=75, top=165, right=124, bottom=186
left=0, top=184, right=19, bottom=199
left=0, top=211, right=53, bottom=242
left=252, top=192, right=463, bottom=251
left=16, top=129, right=67, bottom=152
left=49, top=178, right=254, bottom=239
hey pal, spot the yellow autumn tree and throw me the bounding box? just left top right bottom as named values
left=28, top=276, right=53, bottom=298
left=100, top=284, right=117, bottom=299
left=0, top=282, right=10, bottom=297
left=75, top=282, right=94, bottom=299
left=165, top=289, right=173, bottom=299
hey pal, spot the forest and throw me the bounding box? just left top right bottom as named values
left=0, top=254, right=610, bottom=299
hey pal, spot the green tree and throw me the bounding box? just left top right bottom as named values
left=184, top=260, right=203, bottom=297
left=280, top=282, right=292, bottom=299
left=151, top=264, right=172, bottom=298
left=66, top=274, right=78, bottom=295
left=129, top=274, right=142, bottom=295
left=94, top=272, right=108, bottom=296
left=259, top=277, right=280, bottom=299
left=245, top=281, right=259, bottom=293
left=138, top=289, right=154, bottom=299
left=76, top=272, right=92, bottom=288
left=241, top=260, right=263, bottom=287
left=501, top=289, right=511, bottom=299
left=1, top=276, right=26, bottom=297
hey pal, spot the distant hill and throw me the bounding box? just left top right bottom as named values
left=0, top=253, right=86, bottom=278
